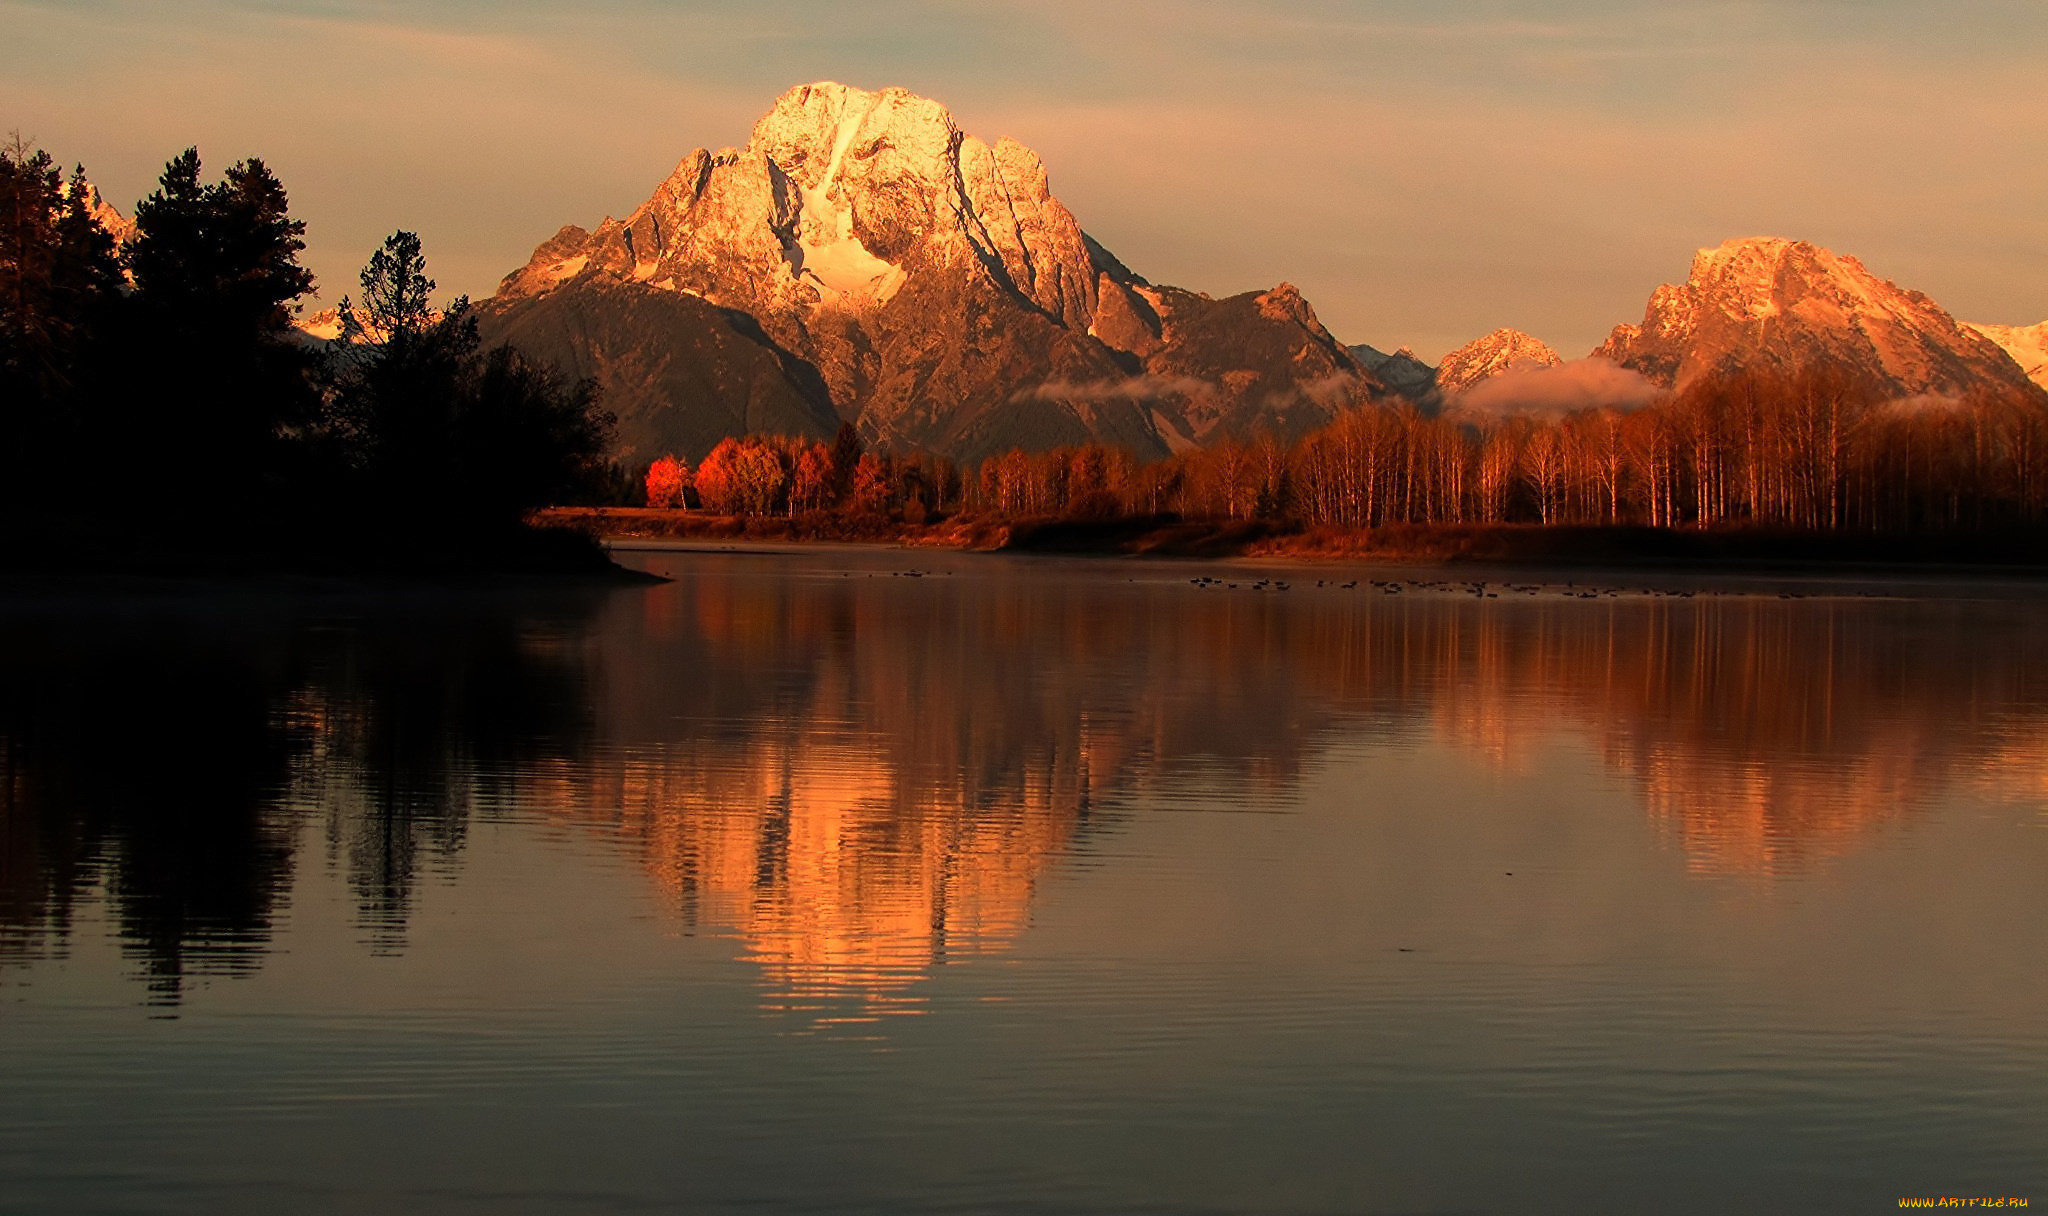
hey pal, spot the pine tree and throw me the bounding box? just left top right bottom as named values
left=115, top=148, right=321, bottom=510
left=0, top=137, right=123, bottom=506
left=327, top=230, right=613, bottom=529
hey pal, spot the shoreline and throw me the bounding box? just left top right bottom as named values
left=0, top=518, right=664, bottom=589
left=549, top=508, right=2048, bottom=580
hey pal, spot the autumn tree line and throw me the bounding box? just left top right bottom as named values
left=645, top=427, right=963, bottom=522
left=0, top=138, right=611, bottom=563
left=644, top=364, right=2048, bottom=535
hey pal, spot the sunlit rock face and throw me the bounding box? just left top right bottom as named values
left=62, top=177, right=135, bottom=248
left=1595, top=237, right=2040, bottom=399
left=1965, top=320, right=2048, bottom=391
left=1433, top=328, right=1562, bottom=397
left=480, top=81, right=1382, bottom=462
left=1343, top=330, right=1566, bottom=409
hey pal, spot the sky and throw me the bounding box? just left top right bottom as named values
left=4, top=0, right=2043, bottom=361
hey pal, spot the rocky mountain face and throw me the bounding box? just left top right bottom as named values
left=485, top=280, right=842, bottom=459
left=477, top=81, right=1382, bottom=464
left=64, top=179, right=135, bottom=248
left=1344, top=329, right=1564, bottom=408
left=1101, top=275, right=1377, bottom=452
left=1966, top=320, right=2048, bottom=391
left=1348, top=343, right=1439, bottom=405
left=1434, top=328, right=1562, bottom=397
left=1595, top=237, right=2039, bottom=400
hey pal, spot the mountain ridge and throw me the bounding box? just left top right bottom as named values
left=476, top=81, right=1384, bottom=463
left=1966, top=320, right=2048, bottom=391
left=1594, top=236, right=2037, bottom=401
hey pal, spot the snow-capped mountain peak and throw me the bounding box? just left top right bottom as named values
left=1596, top=236, right=2035, bottom=399
left=58, top=177, right=136, bottom=247
left=1436, top=328, right=1562, bottom=396
left=480, top=81, right=1377, bottom=462
left=1965, top=320, right=2048, bottom=391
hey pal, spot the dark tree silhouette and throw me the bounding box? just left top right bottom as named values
left=0, top=137, right=122, bottom=505
left=326, top=230, right=614, bottom=532
left=348, top=228, right=435, bottom=343
left=112, top=148, right=321, bottom=511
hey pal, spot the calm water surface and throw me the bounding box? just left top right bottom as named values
left=2, top=547, right=2045, bottom=1214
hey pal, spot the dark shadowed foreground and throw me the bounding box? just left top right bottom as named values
left=1, top=550, right=2044, bottom=1213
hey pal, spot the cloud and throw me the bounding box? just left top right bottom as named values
left=1021, top=375, right=1213, bottom=403
left=1447, top=357, right=1662, bottom=419
left=1300, top=371, right=1370, bottom=409
left=1877, top=393, right=1973, bottom=418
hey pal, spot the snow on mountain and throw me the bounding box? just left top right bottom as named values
left=60, top=178, right=136, bottom=248
left=1595, top=237, right=2038, bottom=400
left=483, top=81, right=1379, bottom=462
left=291, top=304, right=447, bottom=347
left=293, top=306, right=354, bottom=344
left=1965, top=320, right=2048, bottom=390
left=1348, top=343, right=1439, bottom=403
left=1434, top=328, right=1563, bottom=397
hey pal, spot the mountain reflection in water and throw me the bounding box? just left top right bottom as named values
left=2, top=556, right=2044, bottom=1012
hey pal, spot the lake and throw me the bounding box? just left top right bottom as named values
left=1, top=546, right=2044, bottom=1214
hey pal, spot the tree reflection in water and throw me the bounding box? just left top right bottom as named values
left=0, top=588, right=604, bottom=1004
left=2, top=563, right=2045, bottom=1011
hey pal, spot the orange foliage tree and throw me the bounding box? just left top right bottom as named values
left=644, top=454, right=690, bottom=508
left=695, top=436, right=789, bottom=515
left=850, top=452, right=895, bottom=515
left=790, top=441, right=835, bottom=513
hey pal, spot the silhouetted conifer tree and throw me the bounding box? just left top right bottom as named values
left=327, top=231, right=613, bottom=531
left=113, top=148, right=321, bottom=512
left=0, top=137, right=122, bottom=506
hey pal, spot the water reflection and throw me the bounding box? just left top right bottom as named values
left=0, top=590, right=604, bottom=1001
left=0, top=608, right=302, bottom=1003
left=1, top=561, right=2045, bottom=1009
left=282, top=609, right=598, bottom=954
left=562, top=564, right=2048, bottom=1016
left=551, top=738, right=1082, bottom=1024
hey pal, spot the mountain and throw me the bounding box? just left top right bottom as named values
left=1434, top=328, right=1562, bottom=397
left=1595, top=237, right=2039, bottom=399
left=292, top=303, right=453, bottom=345
left=1965, top=321, right=2048, bottom=391
left=1349, top=343, right=1438, bottom=404
left=64, top=178, right=135, bottom=248
left=1104, top=277, right=1378, bottom=452
left=477, top=81, right=1382, bottom=464
left=1345, top=329, right=1565, bottom=408
left=484, top=280, right=844, bottom=460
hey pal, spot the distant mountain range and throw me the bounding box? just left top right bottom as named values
left=263, top=80, right=2043, bottom=462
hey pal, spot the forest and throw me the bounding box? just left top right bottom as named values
left=0, top=139, right=614, bottom=571
left=641, top=365, right=2048, bottom=540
